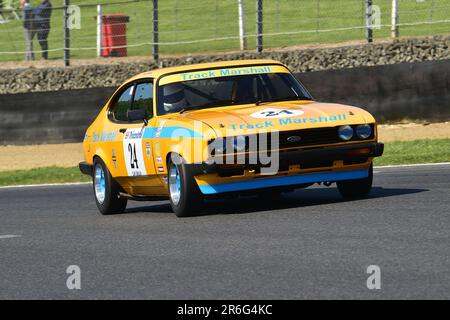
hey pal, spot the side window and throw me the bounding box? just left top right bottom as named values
left=111, top=85, right=134, bottom=122
left=133, top=82, right=154, bottom=118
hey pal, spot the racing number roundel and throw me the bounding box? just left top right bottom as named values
left=250, top=108, right=304, bottom=119
left=123, top=128, right=147, bottom=176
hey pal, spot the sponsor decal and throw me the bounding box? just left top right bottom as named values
left=145, top=142, right=151, bottom=159
left=156, top=156, right=163, bottom=164
left=160, top=65, right=288, bottom=85
left=112, top=149, right=117, bottom=169
left=124, top=131, right=143, bottom=140
left=92, top=131, right=117, bottom=142
left=155, top=120, right=166, bottom=138
left=230, top=113, right=347, bottom=130
left=250, top=108, right=304, bottom=119
left=181, top=66, right=273, bottom=82
left=287, top=136, right=302, bottom=143
left=158, top=167, right=164, bottom=173
left=154, top=142, right=161, bottom=157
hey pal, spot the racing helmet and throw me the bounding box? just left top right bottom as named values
left=163, top=83, right=187, bottom=112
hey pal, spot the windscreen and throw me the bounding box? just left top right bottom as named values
left=157, top=71, right=312, bottom=115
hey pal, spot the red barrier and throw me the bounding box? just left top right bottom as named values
left=101, top=14, right=130, bottom=57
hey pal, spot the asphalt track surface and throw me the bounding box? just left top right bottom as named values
left=1, top=164, right=449, bottom=299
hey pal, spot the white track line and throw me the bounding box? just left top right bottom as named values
left=0, top=163, right=449, bottom=189
left=375, top=162, right=450, bottom=169
left=0, top=182, right=91, bottom=189
left=0, top=235, right=21, bottom=239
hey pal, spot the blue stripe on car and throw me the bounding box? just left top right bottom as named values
left=198, top=169, right=369, bottom=195
left=143, top=127, right=203, bottom=139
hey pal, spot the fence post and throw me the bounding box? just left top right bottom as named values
left=63, top=0, right=70, bottom=66
left=391, top=0, right=399, bottom=38
left=365, top=0, right=373, bottom=43
left=238, top=0, right=247, bottom=50
left=256, top=0, right=263, bottom=53
left=96, top=5, right=102, bottom=57
left=152, top=0, right=159, bottom=63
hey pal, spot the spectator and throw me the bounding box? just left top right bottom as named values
left=20, top=0, right=34, bottom=61
left=0, top=1, right=5, bottom=22
left=33, top=0, right=52, bottom=60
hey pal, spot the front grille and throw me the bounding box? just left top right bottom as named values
left=277, top=127, right=340, bottom=148
left=209, top=124, right=375, bottom=156
left=261, top=124, right=374, bottom=150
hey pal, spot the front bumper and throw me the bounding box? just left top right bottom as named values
left=197, top=169, right=370, bottom=195
left=277, top=142, right=383, bottom=167
left=192, top=142, right=384, bottom=174
left=193, top=142, right=383, bottom=195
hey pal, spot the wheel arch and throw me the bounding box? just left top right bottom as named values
left=92, top=149, right=114, bottom=175
left=166, top=152, right=183, bottom=167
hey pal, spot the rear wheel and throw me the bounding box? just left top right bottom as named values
left=93, top=158, right=127, bottom=215
left=168, top=154, right=204, bottom=217
left=337, top=164, right=373, bottom=199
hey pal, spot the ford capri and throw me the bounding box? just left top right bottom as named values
left=79, top=60, right=384, bottom=217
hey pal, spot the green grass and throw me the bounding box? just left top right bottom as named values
left=374, top=139, right=450, bottom=167
left=1, top=0, right=449, bottom=62
left=0, top=166, right=89, bottom=186
left=1, top=139, right=449, bottom=187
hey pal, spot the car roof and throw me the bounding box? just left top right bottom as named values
left=125, top=59, right=286, bottom=83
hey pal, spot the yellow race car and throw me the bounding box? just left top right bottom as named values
left=79, top=60, right=384, bottom=217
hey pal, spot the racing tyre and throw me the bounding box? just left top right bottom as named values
left=337, top=164, right=373, bottom=199
left=168, top=154, right=204, bottom=217
left=93, top=158, right=127, bottom=215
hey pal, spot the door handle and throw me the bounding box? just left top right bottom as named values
left=119, top=128, right=127, bottom=134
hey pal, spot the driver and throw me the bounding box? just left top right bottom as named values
left=163, top=83, right=188, bottom=113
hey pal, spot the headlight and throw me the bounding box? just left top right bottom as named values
left=355, top=124, right=372, bottom=139
left=338, top=125, right=354, bottom=141
left=233, top=136, right=246, bottom=152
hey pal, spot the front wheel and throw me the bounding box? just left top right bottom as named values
left=93, top=158, right=127, bottom=215
left=337, top=164, right=373, bottom=199
left=168, top=155, right=204, bottom=217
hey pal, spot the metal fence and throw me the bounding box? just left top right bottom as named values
left=0, top=0, right=449, bottom=65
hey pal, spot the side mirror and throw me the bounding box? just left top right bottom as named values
left=127, top=109, right=148, bottom=125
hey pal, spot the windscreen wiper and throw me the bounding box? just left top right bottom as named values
left=255, top=96, right=312, bottom=105
left=179, top=105, right=203, bottom=114
left=180, top=100, right=236, bottom=113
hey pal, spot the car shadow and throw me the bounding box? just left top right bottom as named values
left=123, top=186, right=429, bottom=217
